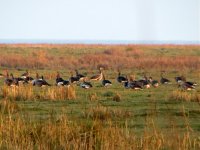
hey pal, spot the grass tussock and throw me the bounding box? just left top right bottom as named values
left=113, top=93, right=122, bottom=102
left=88, top=93, right=98, bottom=101
left=1, top=85, right=76, bottom=101
left=84, top=105, right=132, bottom=121
left=0, top=99, right=20, bottom=114
left=169, top=90, right=200, bottom=102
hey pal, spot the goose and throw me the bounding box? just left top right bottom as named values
left=10, top=73, right=19, bottom=86
left=160, top=72, right=170, bottom=84
left=136, top=75, right=151, bottom=89
left=4, top=72, right=13, bottom=86
left=130, top=82, right=143, bottom=90
left=24, top=76, right=34, bottom=84
left=90, top=67, right=103, bottom=81
left=124, top=76, right=143, bottom=90
left=117, top=70, right=127, bottom=83
left=75, top=69, right=86, bottom=81
left=56, top=72, right=70, bottom=86
left=184, top=81, right=197, bottom=88
left=69, top=71, right=79, bottom=83
left=80, top=79, right=93, bottom=89
left=149, top=77, right=159, bottom=88
left=175, top=75, right=185, bottom=84
left=102, top=74, right=112, bottom=87
left=179, top=82, right=195, bottom=91
left=125, top=80, right=143, bottom=90
left=32, top=74, right=51, bottom=87
left=21, top=70, right=29, bottom=79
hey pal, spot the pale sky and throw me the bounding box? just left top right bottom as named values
left=0, top=0, right=199, bottom=42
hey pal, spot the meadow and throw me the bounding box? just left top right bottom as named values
left=0, top=44, right=200, bottom=149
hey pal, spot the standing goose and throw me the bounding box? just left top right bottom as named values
left=10, top=73, right=19, bottom=86
left=90, top=67, right=103, bottom=81
left=21, top=70, right=29, bottom=79
left=160, top=72, right=170, bottom=84
left=102, top=73, right=112, bottom=87
left=56, top=72, right=70, bottom=86
left=75, top=69, right=86, bottom=81
left=4, top=71, right=13, bottom=86
left=69, top=71, right=79, bottom=83
left=117, top=70, right=127, bottom=83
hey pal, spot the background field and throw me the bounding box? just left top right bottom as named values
left=0, top=44, right=200, bottom=149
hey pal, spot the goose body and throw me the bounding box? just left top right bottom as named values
left=90, top=68, right=103, bottom=81
left=21, top=70, right=29, bottom=79
left=117, top=71, right=127, bottom=83
left=75, top=69, right=86, bottom=81
left=32, top=74, right=51, bottom=87
left=56, top=72, right=70, bottom=86
left=102, top=74, right=112, bottom=87
left=175, top=76, right=185, bottom=83
left=80, top=81, right=93, bottom=89
left=179, top=82, right=195, bottom=90
left=149, top=77, right=159, bottom=88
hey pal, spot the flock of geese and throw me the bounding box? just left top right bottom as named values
left=0, top=68, right=198, bottom=91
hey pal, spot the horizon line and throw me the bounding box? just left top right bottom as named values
left=0, top=39, right=200, bottom=45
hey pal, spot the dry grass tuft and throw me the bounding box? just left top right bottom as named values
left=1, top=85, right=76, bottom=101
left=0, top=99, right=20, bottom=114
left=113, top=93, right=122, bottom=102
left=169, top=90, right=200, bottom=102
left=88, top=93, right=98, bottom=101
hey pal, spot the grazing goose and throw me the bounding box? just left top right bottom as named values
left=179, top=82, right=195, bottom=91
left=184, top=81, right=197, bottom=88
left=124, top=76, right=143, bottom=90
left=90, top=67, right=103, bottom=81
left=80, top=79, right=93, bottom=89
left=75, top=69, right=86, bottom=81
left=117, top=70, right=127, bottom=83
left=136, top=75, right=151, bottom=89
left=160, top=72, right=170, bottom=84
left=70, top=71, right=79, bottom=83
left=149, top=77, right=159, bottom=88
left=102, top=74, right=112, bottom=87
left=56, top=72, right=70, bottom=86
left=175, top=75, right=186, bottom=84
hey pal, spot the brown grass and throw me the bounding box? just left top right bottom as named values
left=1, top=85, right=76, bottom=101
left=0, top=44, right=199, bottom=71
left=169, top=90, right=200, bottom=102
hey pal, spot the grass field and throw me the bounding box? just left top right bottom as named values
left=0, top=44, right=200, bottom=149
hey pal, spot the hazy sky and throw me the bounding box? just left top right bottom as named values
left=0, top=0, right=199, bottom=41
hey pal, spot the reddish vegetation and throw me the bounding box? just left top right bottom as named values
left=0, top=44, right=199, bottom=71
